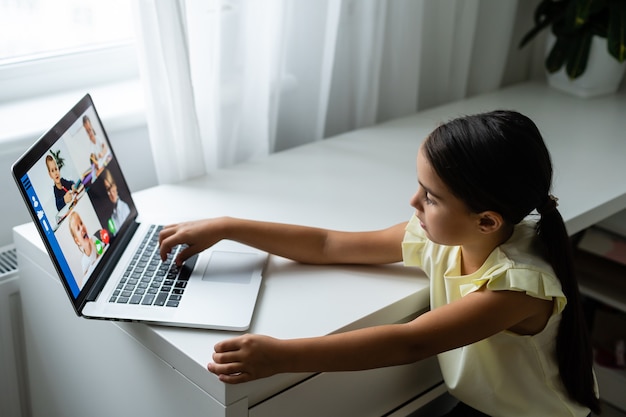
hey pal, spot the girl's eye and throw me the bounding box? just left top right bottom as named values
left=424, top=193, right=434, bottom=205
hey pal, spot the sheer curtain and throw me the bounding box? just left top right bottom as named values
left=132, top=0, right=536, bottom=185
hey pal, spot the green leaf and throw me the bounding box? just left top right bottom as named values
left=519, top=0, right=568, bottom=48
left=566, top=29, right=593, bottom=77
left=571, top=0, right=594, bottom=28
left=546, top=36, right=569, bottom=72
left=607, top=0, right=626, bottom=61
left=569, top=0, right=609, bottom=33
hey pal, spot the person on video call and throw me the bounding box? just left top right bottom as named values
left=83, top=115, right=111, bottom=176
left=68, top=211, right=107, bottom=283
left=46, top=154, right=77, bottom=211
left=103, top=168, right=130, bottom=235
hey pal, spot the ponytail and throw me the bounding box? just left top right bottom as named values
left=537, top=207, right=600, bottom=414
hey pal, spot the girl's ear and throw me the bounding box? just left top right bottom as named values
left=477, top=211, right=504, bottom=234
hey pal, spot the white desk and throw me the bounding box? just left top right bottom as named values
left=14, top=81, right=626, bottom=416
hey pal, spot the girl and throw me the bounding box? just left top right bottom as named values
left=158, top=110, right=599, bottom=416
left=46, top=154, right=77, bottom=211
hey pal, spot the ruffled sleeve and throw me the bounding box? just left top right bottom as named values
left=402, top=216, right=567, bottom=314
left=459, top=249, right=567, bottom=314
left=402, top=214, right=427, bottom=267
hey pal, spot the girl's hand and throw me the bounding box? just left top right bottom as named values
left=158, top=217, right=228, bottom=264
left=208, top=334, right=284, bottom=384
left=63, top=191, right=73, bottom=204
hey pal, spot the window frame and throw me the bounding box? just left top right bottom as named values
left=0, top=42, right=139, bottom=104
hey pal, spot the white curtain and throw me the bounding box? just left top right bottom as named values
left=132, top=0, right=535, bottom=185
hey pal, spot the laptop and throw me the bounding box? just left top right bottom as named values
left=11, top=94, right=267, bottom=331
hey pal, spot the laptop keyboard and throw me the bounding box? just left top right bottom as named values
left=108, top=225, right=190, bottom=308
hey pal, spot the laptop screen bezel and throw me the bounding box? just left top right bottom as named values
left=11, top=93, right=140, bottom=315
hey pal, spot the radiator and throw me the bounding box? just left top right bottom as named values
left=0, top=244, right=30, bottom=417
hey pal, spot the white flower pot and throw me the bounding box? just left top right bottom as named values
left=546, top=34, right=626, bottom=98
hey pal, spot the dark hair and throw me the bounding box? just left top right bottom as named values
left=423, top=110, right=600, bottom=414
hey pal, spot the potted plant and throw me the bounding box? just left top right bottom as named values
left=519, top=0, right=626, bottom=97
left=50, top=149, right=65, bottom=169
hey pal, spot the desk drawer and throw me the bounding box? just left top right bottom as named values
left=249, top=357, right=442, bottom=417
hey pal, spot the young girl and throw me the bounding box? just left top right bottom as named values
left=46, top=154, right=77, bottom=211
left=158, top=110, right=599, bottom=416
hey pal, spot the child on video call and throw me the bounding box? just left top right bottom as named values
left=103, top=168, right=130, bottom=235
left=158, top=110, right=599, bottom=417
left=46, top=154, right=77, bottom=211
left=83, top=115, right=111, bottom=176
left=68, top=211, right=106, bottom=284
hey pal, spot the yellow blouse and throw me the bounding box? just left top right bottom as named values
left=402, top=214, right=591, bottom=417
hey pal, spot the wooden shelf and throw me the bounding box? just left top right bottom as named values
left=595, top=364, right=626, bottom=412
left=574, top=248, right=626, bottom=413
left=575, top=250, right=626, bottom=314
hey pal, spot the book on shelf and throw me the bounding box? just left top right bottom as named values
left=577, top=226, right=626, bottom=267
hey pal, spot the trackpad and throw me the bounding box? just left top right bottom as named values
left=202, top=251, right=258, bottom=284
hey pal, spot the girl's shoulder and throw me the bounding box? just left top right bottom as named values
left=477, top=220, right=566, bottom=312
left=499, top=219, right=548, bottom=269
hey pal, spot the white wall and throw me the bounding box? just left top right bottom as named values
left=0, top=122, right=157, bottom=248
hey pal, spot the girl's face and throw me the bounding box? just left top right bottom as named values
left=409, top=145, right=481, bottom=246
left=47, top=160, right=61, bottom=184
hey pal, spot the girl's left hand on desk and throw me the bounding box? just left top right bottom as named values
left=208, top=334, right=282, bottom=384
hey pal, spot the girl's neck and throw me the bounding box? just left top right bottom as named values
left=460, top=224, right=514, bottom=275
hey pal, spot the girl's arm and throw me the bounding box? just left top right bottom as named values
left=158, top=217, right=407, bottom=265
left=208, top=287, right=553, bottom=383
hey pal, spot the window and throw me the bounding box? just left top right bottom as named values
left=0, top=0, right=138, bottom=103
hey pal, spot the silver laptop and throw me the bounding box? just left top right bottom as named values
left=11, top=94, right=267, bottom=330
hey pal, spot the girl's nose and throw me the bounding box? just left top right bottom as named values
left=410, top=191, right=422, bottom=211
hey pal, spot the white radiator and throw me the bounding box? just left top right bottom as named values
left=0, top=244, right=30, bottom=417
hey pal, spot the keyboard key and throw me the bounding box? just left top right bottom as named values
left=109, top=226, right=188, bottom=309
left=154, top=292, right=168, bottom=306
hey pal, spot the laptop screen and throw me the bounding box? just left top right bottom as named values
left=12, top=94, right=138, bottom=310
